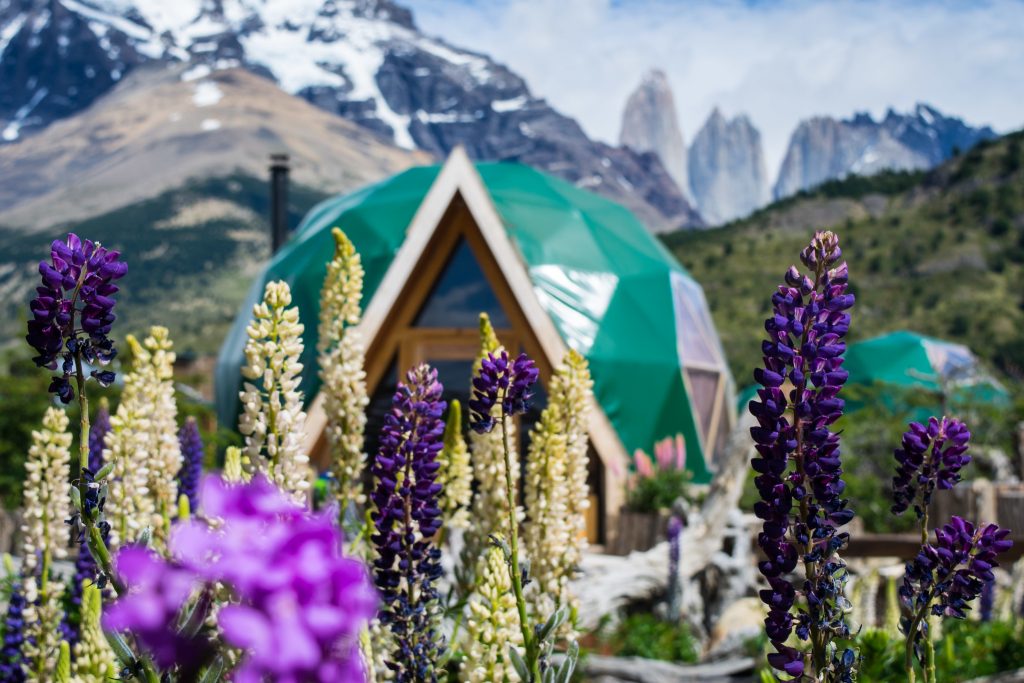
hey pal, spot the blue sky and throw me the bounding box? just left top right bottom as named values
left=404, top=0, right=1024, bottom=176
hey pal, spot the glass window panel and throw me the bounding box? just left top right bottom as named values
left=685, top=368, right=720, bottom=446
left=711, top=394, right=734, bottom=468
left=671, top=272, right=725, bottom=369
left=415, top=239, right=511, bottom=328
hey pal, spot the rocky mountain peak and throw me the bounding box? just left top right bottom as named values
left=0, top=0, right=701, bottom=230
left=687, top=108, right=769, bottom=225
left=618, top=68, right=689, bottom=200
left=774, top=104, right=996, bottom=199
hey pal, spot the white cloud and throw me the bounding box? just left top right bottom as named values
left=405, top=0, right=1024, bottom=180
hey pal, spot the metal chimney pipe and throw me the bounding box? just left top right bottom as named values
left=269, top=153, right=290, bottom=254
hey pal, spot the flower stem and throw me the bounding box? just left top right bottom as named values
left=501, top=415, right=539, bottom=681
left=919, top=509, right=934, bottom=683
left=72, top=349, right=159, bottom=679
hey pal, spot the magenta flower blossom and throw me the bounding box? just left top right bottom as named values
left=103, top=546, right=208, bottom=672
left=105, top=475, right=376, bottom=681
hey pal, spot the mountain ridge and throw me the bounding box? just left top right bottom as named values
left=0, top=0, right=699, bottom=230
left=665, top=130, right=1024, bottom=383
left=774, top=104, right=997, bottom=199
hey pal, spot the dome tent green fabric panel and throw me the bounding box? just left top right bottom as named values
left=737, top=330, right=1009, bottom=414
left=843, top=330, right=1009, bottom=405
left=216, top=161, right=727, bottom=482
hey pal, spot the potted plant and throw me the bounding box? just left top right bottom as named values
left=613, top=434, right=693, bottom=554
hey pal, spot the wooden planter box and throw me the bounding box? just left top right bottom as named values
left=610, top=508, right=670, bottom=555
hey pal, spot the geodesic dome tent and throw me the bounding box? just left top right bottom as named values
left=216, top=150, right=735, bottom=533
left=843, top=331, right=1010, bottom=408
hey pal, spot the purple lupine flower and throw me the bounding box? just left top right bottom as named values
left=370, top=364, right=447, bottom=682
left=176, top=418, right=204, bottom=512
left=980, top=577, right=995, bottom=622
left=467, top=351, right=539, bottom=434
left=892, top=417, right=971, bottom=518
left=748, top=231, right=856, bottom=678
left=88, top=403, right=111, bottom=473
left=0, top=580, right=27, bottom=682
left=899, top=516, right=1012, bottom=646
left=26, top=233, right=126, bottom=403
left=105, top=475, right=377, bottom=681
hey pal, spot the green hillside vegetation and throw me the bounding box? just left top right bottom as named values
left=665, top=130, right=1024, bottom=386
left=0, top=174, right=328, bottom=354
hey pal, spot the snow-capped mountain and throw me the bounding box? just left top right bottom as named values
left=773, top=104, right=996, bottom=199
left=0, top=0, right=699, bottom=230
left=687, top=108, right=769, bottom=225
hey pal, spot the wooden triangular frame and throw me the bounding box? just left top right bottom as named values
left=305, top=147, right=629, bottom=532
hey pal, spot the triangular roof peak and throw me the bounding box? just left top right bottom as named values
left=359, top=146, right=563, bottom=366
left=306, top=148, right=630, bottom=490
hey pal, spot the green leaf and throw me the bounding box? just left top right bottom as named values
left=537, top=607, right=568, bottom=642
left=509, top=645, right=530, bottom=682
left=198, top=654, right=228, bottom=683
left=95, top=462, right=115, bottom=481
left=177, top=590, right=212, bottom=638
left=555, top=641, right=579, bottom=683
left=104, top=631, right=137, bottom=668
left=135, top=526, right=153, bottom=548
left=70, top=486, right=82, bottom=511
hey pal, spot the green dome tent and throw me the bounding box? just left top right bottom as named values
left=843, top=330, right=1010, bottom=410
left=737, top=330, right=1009, bottom=416
left=216, top=152, right=735, bottom=484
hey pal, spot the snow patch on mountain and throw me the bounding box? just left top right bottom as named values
left=193, top=81, right=223, bottom=107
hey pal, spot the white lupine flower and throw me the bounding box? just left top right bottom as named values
left=462, top=315, right=522, bottom=583
left=71, top=582, right=116, bottom=682
left=20, top=407, right=71, bottom=574
left=438, top=400, right=473, bottom=530
left=317, top=228, right=369, bottom=511
left=136, top=327, right=181, bottom=543
left=222, top=446, right=249, bottom=484
left=361, top=620, right=393, bottom=682
left=460, top=546, right=523, bottom=683
left=22, top=574, right=64, bottom=680
left=239, top=280, right=311, bottom=502
left=20, top=407, right=71, bottom=680
left=105, top=327, right=183, bottom=548
left=523, top=349, right=592, bottom=630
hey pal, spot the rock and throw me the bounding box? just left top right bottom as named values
left=619, top=69, right=691, bottom=202
left=574, top=653, right=755, bottom=683
left=687, top=108, right=769, bottom=225
left=706, top=597, right=764, bottom=660
left=773, top=105, right=996, bottom=199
